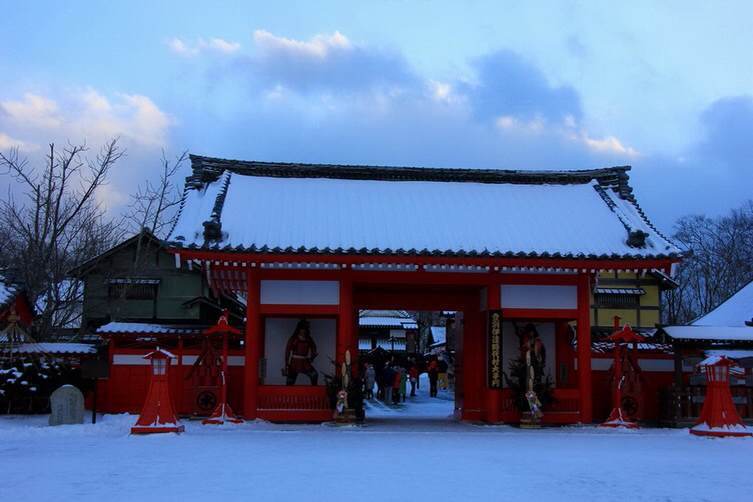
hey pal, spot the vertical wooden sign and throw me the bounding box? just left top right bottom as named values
left=488, top=309, right=503, bottom=388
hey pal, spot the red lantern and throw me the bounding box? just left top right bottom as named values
left=131, top=348, right=184, bottom=434
left=202, top=310, right=244, bottom=425
left=601, top=321, right=645, bottom=429
left=690, top=356, right=752, bottom=437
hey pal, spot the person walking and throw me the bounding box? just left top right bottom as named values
left=427, top=356, right=439, bottom=398
left=399, top=366, right=408, bottom=402
left=392, top=366, right=402, bottom=405
left=408, top=362, right=418, bottom=397
left=364, top=363, right=376, bottom=400
left=382, top=364, right=394, bottom=404
left=438, top=356, right=449, bottom=391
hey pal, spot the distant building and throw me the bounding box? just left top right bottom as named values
left=358, top=310, right=418, bottom=353
left=68, top=231, right=245, bottom=415
left=69, top=230, right=244, bottom=333
left=658, top=278, right=753, bottom=425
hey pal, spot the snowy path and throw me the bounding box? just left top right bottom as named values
left=363, top=373, right=456, bottom=426
left=1, top=379, right=752, bottom=502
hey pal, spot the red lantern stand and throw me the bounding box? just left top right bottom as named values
left=690, top=356, right=752, bottom=437
left=601, top=322, right=645, bottom=428
left=202, top=310, right=244, bottom=425
left=131, top=348, right=185, bottom=434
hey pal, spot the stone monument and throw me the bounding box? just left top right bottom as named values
left=49, top=385, right=85, bottom=426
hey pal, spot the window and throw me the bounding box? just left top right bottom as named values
left=594, top=293, right=640, bottom=309
left=152, top=358, right=166, bottom=375
left=108, top=279, right=159, bottom=300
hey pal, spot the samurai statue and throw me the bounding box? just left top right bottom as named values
left=283, top=319, right=319, bottom=385
left=519, top=323, right=545, bottom=420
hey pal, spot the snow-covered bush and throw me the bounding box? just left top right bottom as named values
left=0, top=358, right=88, bottom=414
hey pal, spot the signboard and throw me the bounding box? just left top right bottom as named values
left=487, top=310, right=503, bottom=388
left=81, top=358, right=109, bottom=379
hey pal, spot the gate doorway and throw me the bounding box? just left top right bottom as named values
left=354, top=284, right=483, bottom=423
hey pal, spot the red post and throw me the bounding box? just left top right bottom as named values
left=176, top=336, right=184, bottom=415
left=486, top=283, right=502, bottom=423
left=577, top=272, right=593, bottom=423
left=337, top=273, right=353, bottom=371
left=105, top=336, right=115, bottom=412
left=244, top=270, right=260, bottom=419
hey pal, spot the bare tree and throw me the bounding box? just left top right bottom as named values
left=664, top=201, right=753, bottom=324
left=125, top=150, right=187, bottom=239
left=0, top=140, right=125, bottom=338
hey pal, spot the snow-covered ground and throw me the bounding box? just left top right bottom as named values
left=1, top=378, right=752, bottom=501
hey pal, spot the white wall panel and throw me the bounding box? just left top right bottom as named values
left=501, top=285, right=577, bottom=309
left=260, top=280, right=340, bottom=305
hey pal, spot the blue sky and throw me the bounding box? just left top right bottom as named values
left=1, top=1, right=751, bottom=229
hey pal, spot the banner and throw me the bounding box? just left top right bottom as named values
left=487, top=309, right=503, bottom=388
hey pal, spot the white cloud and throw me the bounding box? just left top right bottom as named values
left=582, top=134, right=640, bottom=157
left=253, top=30, right=351, bottom=59
left=205, top=37, right=241, bottom=54
left=0, top=93, right=62, bottom=129
left=167, top=36, right=241, bottom=57
left=168, top=37, right=197, bottom=56
left=0, top=88, right=172, bottom=151
left=495, top=114, right=546, bottom=133
left=0, top=132, right=36, bottom=151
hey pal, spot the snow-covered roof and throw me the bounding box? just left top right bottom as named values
left=0, top=273, right=20, bottom=311
left=661, top=326, right=753, bottom=342
left=430, top=326, right=446, bottom=345
left=96, top=322, right=204, bottom=335
left=706, top=349, right=753, bottom=360
left=692, top=280, right=753, bottom=328
left=144, top=347, right=177, bottom=359
left=358, top=310, right=417, bottom=329
left=169, top=156, right=679, bottom=260
left=359, top=317, right=417, bottom=329
left=591, top=340, right=672, bottom=354
left=5, top=343, right=96, bottom=354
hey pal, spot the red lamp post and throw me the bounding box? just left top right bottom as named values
left=202, top=310, right=244, bottom=425
left=131, top=348, right=185, bottom=434
left=601, top=320, right=645, bottom=429
left=690, top=356, right=752, bottom=437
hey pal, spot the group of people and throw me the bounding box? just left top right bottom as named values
left=362, top=354, right=452, bottom=404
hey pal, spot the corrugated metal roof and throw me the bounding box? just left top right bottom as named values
left=594, top=287, right=646, bottom=295
left=169, top=156, right=680, bottom=260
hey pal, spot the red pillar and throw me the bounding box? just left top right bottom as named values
left=486, top=283, right=502, bottom=423
left=243, top=270, right=260, bottom=419
left=577, top=272, right=593, bottom=423
left=337, top=274, right=354, bottom=372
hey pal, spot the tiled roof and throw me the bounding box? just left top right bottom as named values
left=96, top=322, right=205, bottom=335
left=169, top=155, right=680, bottom=260
left=5, top=343, right=96, bottom=355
